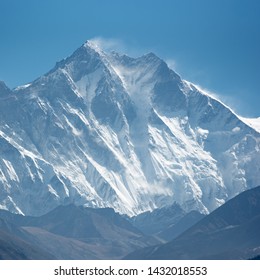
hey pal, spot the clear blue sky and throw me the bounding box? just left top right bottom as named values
left=0, top=0, right=259, bottom=117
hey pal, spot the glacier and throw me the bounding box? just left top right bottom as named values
left=0, top=41, right=259, bottom=216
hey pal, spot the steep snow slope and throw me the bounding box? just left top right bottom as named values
left=0, top=41, right=259, bottom=216
left=239, top=117, right=260, bottom=133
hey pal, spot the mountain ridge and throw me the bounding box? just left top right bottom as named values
left=0, top=40, right=259, bottom=216
left=125, top=185, right=260, bottom=260
left=0, top=204, right=159, bottom=259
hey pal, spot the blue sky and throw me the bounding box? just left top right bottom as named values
left=0, top=0, right=259, bottom=117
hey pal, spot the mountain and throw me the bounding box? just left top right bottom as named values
left=240, top=117, right=260, bottom=133
left=125, top=185, right=260, bottom=260
left=156, top=210, right=205, bottom=241
left=0, top=40, right=259, bottom=216
left=129, top=203, right=205, bottom=242
left=0, top=218, right=55, bottom=260
left=130, top=203, right=186, bottom=236
left=0, top=205, right=158, bottom=259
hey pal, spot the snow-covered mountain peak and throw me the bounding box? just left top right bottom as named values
left=0, top=41, right=259, bottom=217
left=83, top=40, right=106, bottom=57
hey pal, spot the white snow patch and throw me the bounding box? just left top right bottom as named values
left=47, top=184, right=59, bottom=198
left=61, top=69, right=82, bottom=98
left=14, top=83, right=31, bottom=90
left=75, top=68, right=102, bottom=103
left=197, top=127, right=209, bottom=137
left=63, top=116, right=83, bottom=136
left=2, top=159, right=19, bottom=182
left=240, top=117, right=260, bottom=133
left=232, top=127, right=241, bottom=133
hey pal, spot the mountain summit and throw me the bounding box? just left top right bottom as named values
left=0, top=40, right=259, bottom=216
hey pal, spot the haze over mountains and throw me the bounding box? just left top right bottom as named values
left=0, top=205, right=158, bottom=259
left=0, top=40, right=259, bottom=219
left=126, top=185, right=260, bottom=260
left=0, top=186, right=259, bottom=260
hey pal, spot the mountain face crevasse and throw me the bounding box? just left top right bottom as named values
left=0, top=40, right=259, bottom=216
